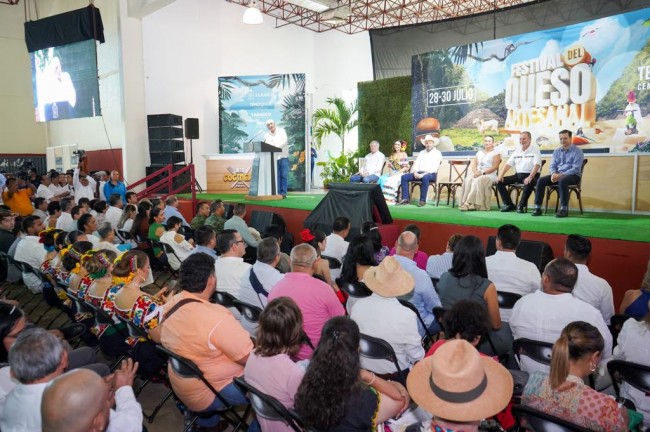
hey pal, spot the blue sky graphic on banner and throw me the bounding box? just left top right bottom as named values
left=411, top=7, right=650, bottom=154
left=218, top=74, right=306, bottom=191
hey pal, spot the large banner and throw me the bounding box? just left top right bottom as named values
left=412, top=8, right=650, bottom=154
left=218, top=74, right=306, bottom=191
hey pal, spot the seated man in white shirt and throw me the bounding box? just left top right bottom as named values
left=426, top=233, right=462, bottom=279
left=35, top=174, right=55, bottom=202
left=32, top=198, right=48, bottom=221
left=350, top=140, right=385, bottom=183
left=41, top=361, right=144, bottom=432
left=104, top=194, right=124, bottom=230
left=323, top=216, right=350, bottom=264
left=510, top=258, right=612, bottom=374
left=564, top=234, right=615, bottom=324
left=0, top=328, right=68, bottom=432
left=239, top=238, right=284, bottom=308
left=486, top=224, right=540, bottom=322
left=214, top=229, right=251, bottom=299
left=14, top=216, right=46, bottom=293
left=55, top=198, right=76, bottom=232
left=351, top=256, right=424, bottom=382
left=398, top=135, right=443, bottom=207
left=159, top=216, right=195, bottom=271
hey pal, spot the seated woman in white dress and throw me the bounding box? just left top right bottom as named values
left=159, top=216, right=194, bottom=270
left=378, top=140, right=410, bottom=205
left=459, top=135, right=500, bottom=211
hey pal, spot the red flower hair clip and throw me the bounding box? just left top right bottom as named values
left=301, top=228, right=315, bottom=243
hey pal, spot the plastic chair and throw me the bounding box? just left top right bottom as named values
left=436, top=160, right=471, bottom=207
left=511, top=405, right=592, bottom=431
left=212, top=291, right=239, bottom=309
left=359, top=333, right=406, bottom=384
left=497, top=291, right=522, bottom=309
left=336, top=278, right=372, bottom=298
left=321, top=255, right=342, bottom=270
left=232, top=299, right=262, bottom=324
left=155, top=345, right=251, bottom=432
left=609, top=314, right=631, bottom=345
left=233, top=377, right=303, bottom=432
left=513, top=338, right=553, bottom=366
left=544, top=159, right=588, bottom=214
left=607, top=359, right=650, bottom=400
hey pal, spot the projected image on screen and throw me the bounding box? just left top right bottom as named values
left=30, top=39, right=101, bottom=122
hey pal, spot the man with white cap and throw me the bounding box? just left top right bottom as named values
left=264, top=119, right=289, bottom=198
left=405, top=339, right=513, bottom=431
left=398, top=135, right=443, bottom=207
left=350, top=140, right=385, bottom=184
left=350, top=256, right=424, bottom=382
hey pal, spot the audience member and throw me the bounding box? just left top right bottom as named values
left=351, top=256, right=423, bottom=381
left=103, top=170, right=127, bottom=204
left=14, top=216, right=46, bottom=293
left=190, top=225, right=217, bottom=257
left=394, top=231, right=441, bottom=336
left=161, top=253, right=256, bottom=431
left=55, top=198, right=75, bottom=231
left=104, top=194, right=124, bottom=230
left=322, top=216, right=350, bottom=263
left=97, top=171, right=109, bottom=201
left=117, top=204, right=136, bottom=233
left=125, top=191, right=138, bottom=205
left=459, top=135, right=501, bottom=211
left=147, top=207, right=165, bottom=241
left=619, top=258, right=650, bottom=319
left=0, top=211, right=15, bottom=253
left=73, top=165, right=96, bottom=203
left=244, top=297, right=305, bottom=432
left=268, top=244, right=345, bottom=360
left=262, top=224, right=291, bottom=273
left=92, top=200, right=108, bottom=225
left=406, top=339, right=513, bottom=432
left=350, top=140, right=385, bottom=183
left=215, top=229, right=251, bottom=299
left=496, top=131, right=542, bottom=212
left=486, top=224, right=540, bottom=322
left=77, top=213, right=100, bottom=247
left=2, top=178, right=35, bottom=217
left=564, top=234, right=614, bottom=324
left=389, top=224, right=428, bottom=270
left=36, top=174, right=55, bottom=202
left=398, top=135, right=443, bottom=207
left=426, top=233, right=462, bottom=279
left=224, top=203, right=259, bottom=247
left=426, top=299, right=490, bottom=357
left=338, top=235, right=376, bottom=313
left=301, top=228, right=339, bottom=293
left=238, top=237, right=284, bottom=308
left=361, top=221, right=390, bottom=263
left=0, top=328, right=68, bottom=432
left=160, top=216, right=195, bottom=270
left=32, top=197, right=48, bottom=221
left=62, top=241, right=93, bottom=294
left=531, top=129, right=584, bottom=218
left=510, top=258, right=612, bottom=374
left=130, top=202, right=151, bottom=239
left=44, top=201, right=61, bottom=229
left=295, top=316, right=409, bottom=431
left=162, top=196, right=190, bottom=228
left=190, top=202, right=210, bottom=230
left=613, top=311, right=650, bottom=428
left=96, top=222, right=121, bottom=254
left=204, top=199, right=226, bottom=235
left=522, top=321, right=627, bottom=431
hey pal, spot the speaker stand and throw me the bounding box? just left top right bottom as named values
left=188, top=138, right=194, bottom=164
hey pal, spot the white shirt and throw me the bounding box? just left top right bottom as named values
left=107, top=386, right=144, bottom=432
left=238, top=261, right=284, bottom=308
left=104, top=206, right=123, bottom=230
left=14, top=235, right=46, bottom=294
left=48, top=183, right=67, bottom=197
left=0, top=367, right=17, bottom=420
left=32, top=209, right=47, bottom=221
left=351, top=294, right=424, bottom=374
left=215, top=256, right=252, bottom=299
left=120, top=218, right=134, bottom=233
left=572, top=264, right=615, bottom=325
left=613, top=319, right=650, bottom=428
left=362, top=151, right=386, bottom=177
left=505, top=144, right=542, bottom=174
left=160, top=230, right=194, bottom=271
left=412, top=148, right=443, bottom=174
left=97, top=240, right=122, bottom=254
left=323, top=233, right=349, bottom=264
left=0, top=382, right=48, bottom=432
left=476, top=149, right=499, bottom=180
left=486, top=250, right=540, bottom=322
left=36, top=184, right=54, bottom=201
left=510, top=290, right=612, bottom=374
left=426, top=252, right=453, bottom=279
left=99, top=180, right=107, bottom=201
left=73, top=168, right=96, bottom=203
left=87, top=233, right=101, bottom=248
left=55, top=212, right=76, bottom=232
left=264, top=127, right=289, bottom=159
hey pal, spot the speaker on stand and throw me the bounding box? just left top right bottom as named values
left=184, top=118, right=203, bottom=192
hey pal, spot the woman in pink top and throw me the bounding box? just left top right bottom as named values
left=244, top=297, right=306, bottom=432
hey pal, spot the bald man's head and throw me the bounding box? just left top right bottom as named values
left=42, top=369, right=111, bottom=432
left=396, top=231, right=418, bottom=258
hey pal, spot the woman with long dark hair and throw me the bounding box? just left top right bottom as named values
left=244, top=297, right=306, bottom=432
left=360, top=221, right=389, bottom=264
left=295, top=316, right=409, bottom=431
left=130, top=201, right=151, bottom=239
left=523, top=321, right=628, bottom=431
left=302, top=228, right=340, bottom=294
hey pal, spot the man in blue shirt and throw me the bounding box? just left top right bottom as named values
left=531, top=129, right=584, bottom=218
left=189, top=225, right=218, bottom=258
left=163, top=195, right=190, bottom=227
left=103, top=170, right=127, bottom=203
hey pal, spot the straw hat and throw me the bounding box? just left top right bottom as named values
left=362, top=256, right=414, bottom=298
left=407, top=339, right=513, bottom=422
left=421, top=135, right=440, bottom=146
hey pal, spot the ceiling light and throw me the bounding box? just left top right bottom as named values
left=243, top=2, right=263, bottom=24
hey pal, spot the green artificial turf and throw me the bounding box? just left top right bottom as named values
left=179, top=192, right=650, bottom=243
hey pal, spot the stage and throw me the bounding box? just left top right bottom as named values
left=178, top=191, right=650, bottom=307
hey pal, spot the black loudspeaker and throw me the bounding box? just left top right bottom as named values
left=149, top=127, right=183, bottom=140
left=150, top=152, right=185, bottom=166
left=486, top=236, right=554, bottom=273
left=149, top=139, right=184, bottom=153
left=185, top=118, right=199, bottom=139
left=146, top=166, right=191, bottom=194
left=147, top=114, right=182, bottom=127
left=249, top=210, right=283, bottom=234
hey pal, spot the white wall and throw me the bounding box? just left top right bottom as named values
left=0, top=4, right=47, bottom=153
left=142, top=0, right=372, bottom=188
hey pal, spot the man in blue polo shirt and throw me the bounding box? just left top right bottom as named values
left=103, top=170, right=127, bottom=203
left=531, top=129, right=584, bottom=218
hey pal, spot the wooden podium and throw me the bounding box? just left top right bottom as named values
left=244, top=141, right=283, bottom=201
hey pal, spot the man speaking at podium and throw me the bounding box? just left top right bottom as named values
left=264, top=119, right=289, bottom=198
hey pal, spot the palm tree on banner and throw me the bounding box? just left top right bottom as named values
left=312, top=97, right=358, bottom=154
